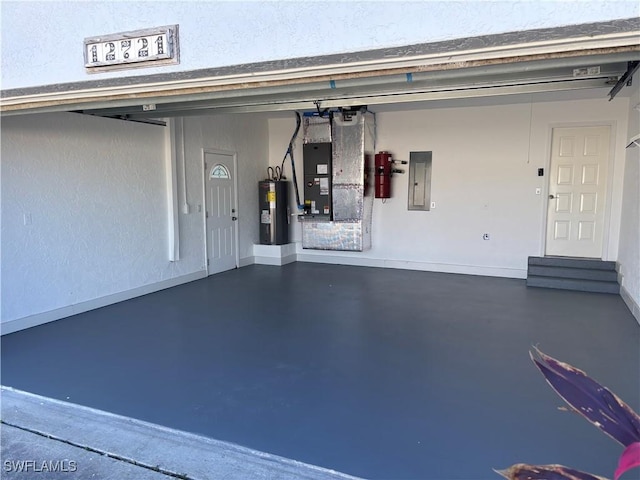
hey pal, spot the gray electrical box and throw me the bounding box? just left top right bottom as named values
left=303, top=143, right=332, bottom=218
left=408, top=151, right=432, bottom=211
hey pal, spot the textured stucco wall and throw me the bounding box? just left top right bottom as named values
left=1, top=112, right=270, bottom=325
left=1, top=1, right=639, bottom=89
left=269, top=95, right=629, bottom=277
left=1, top=113, right=168, bottom=322
left=618, top=82, right=640, bottom=312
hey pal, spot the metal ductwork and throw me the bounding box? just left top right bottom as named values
left=302, top=110, right=375, bottom=251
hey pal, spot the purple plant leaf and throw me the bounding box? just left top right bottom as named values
left=614, top=442, right=640, bottom=480
left=495, top=464, right=608, bottom=480
left=531, top=347, right=640, bottom=447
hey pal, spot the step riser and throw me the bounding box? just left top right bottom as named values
left=526, top=257, right=619, bottom=294
left=528, top=266, right=618, bottom=282
left=528, top=256, right=616, bottom=271
left=527, top=277, right=620, bottom=294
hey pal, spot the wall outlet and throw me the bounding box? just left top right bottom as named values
left=182, top=203, right=190, bottom=214
left=483, top=233, right=490, bottom=240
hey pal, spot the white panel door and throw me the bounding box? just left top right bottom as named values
left=545, top=126, right=610, bottom=258
left=205, top=152, right=237, bottom=275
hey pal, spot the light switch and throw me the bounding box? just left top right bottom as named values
left=535, top=188, right=541, bottom=195
left=23, top=213, right=32, bottom=226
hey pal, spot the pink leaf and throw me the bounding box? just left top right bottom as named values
left=495, top=464, right=609, bottom=480
left=530, top=348, right=640, bottom=447
left=614, top=442, right=640, bottom=480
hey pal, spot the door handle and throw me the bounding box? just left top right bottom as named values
left=549, top=194, right=556, bottom=199
left=232, top=216, right=238, bottom=221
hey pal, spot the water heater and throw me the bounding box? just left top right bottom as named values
left=259, top=180, right=289, bottom=245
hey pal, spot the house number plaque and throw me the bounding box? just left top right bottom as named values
left=84, top=25, right=179, bottom=72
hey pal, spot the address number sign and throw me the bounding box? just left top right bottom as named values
left=84, top=25, right=179, bottom=72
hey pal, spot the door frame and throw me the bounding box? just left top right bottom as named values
left=201, top=148, right=240, bottom=275
left=539, top=121, right=618, bottom=260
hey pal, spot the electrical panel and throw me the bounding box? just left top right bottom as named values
left=303, top=143, right=332, bottom=218
left=259, top=180, right=289, bottom=245
left=408, top=151, right=432, bottom=211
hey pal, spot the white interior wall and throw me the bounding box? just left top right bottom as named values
left=618, top=82, right=640, bottom=321
left=1, top=95, right=633, bottom=332
left=1, top=113, right=173, bottom=325
left=2, top=1, right=637, bottom=90
left=1, top=112, right=270, bottom=332
left=177, top=114, right=269, bottom=267
left=268, top=95, right=630, bottom=278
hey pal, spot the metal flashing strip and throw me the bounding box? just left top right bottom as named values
left=1, top=17, right=638, bottom=114
left=2, top=46, right=637, bottom=115
left=89, top=79, right=616, bottom=118
left=73, top=60, right=626, bottom=118
left=4, top=66, right=631, bottom=118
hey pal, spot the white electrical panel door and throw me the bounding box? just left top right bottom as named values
left=408, top=151, right=432, bottom=211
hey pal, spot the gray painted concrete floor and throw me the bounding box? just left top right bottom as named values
left=1, top=386, right=359, bottom=479
left=1, top=263, right=639, bottom=479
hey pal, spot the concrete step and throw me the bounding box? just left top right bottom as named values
left=526, top=276, right=620, bottom=294
left=527, top=256, right=616, bottom=271
left=528, top=265, right=619, bottom=282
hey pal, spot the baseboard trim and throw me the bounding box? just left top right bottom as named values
left=254, top=255, right=297, bottom=266
left=620, top=285, right=640, bottom=326
left=296, top=252, right=527, bottom=279
left=1, top=271, right=207, bottom=336
left=0, top=253, right=541, bottom=335
left=251, top=244, right=297, bottom=266
left=296, top=253, right=383, bottom=269
left=238, top=256, right=255, bottom=268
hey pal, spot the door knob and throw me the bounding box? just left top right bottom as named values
left=549, top=194, right=556, bottom=199
left=232, top=216, right=238, bottom=221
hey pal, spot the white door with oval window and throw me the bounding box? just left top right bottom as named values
left=205, top=151, right=238, bottom=275
left=546, top=126, right=610, bottom=258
